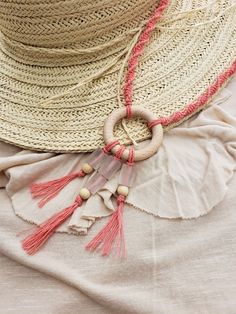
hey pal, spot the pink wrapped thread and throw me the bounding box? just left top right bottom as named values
left=102, top=140, right=120, bottom=154
left=124, top=0, right=169, bottom=117
left=148, top=61, right=236, bottom=128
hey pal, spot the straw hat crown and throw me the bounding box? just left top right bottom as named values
left=0, top=0, right=156, bottom=66
left=0, top=0, right=235, bottom=152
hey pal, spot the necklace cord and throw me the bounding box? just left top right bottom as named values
left=123, top=0, right=169, bottom=119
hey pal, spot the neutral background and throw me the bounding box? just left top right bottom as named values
left=0, top=76, right=236, bottom=314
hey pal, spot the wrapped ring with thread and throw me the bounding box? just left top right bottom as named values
left=103, top=106, right=163, bottom=161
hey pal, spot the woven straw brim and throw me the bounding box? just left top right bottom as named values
left=0, top=0, right=236, bottom=152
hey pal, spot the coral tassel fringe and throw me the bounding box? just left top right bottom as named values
left=85, top=195, right=126, bottom=258
left=30, top=170, right=85, bottom=208
left=22, top=196, right=83, bottom=255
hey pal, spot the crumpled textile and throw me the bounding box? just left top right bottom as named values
left=1, top=144, right=236, bottom=314
left=0, top=76, right=236, bottom=314
left=0, top=77, right=235, bottom=236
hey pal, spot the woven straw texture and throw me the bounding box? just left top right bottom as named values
left=0, top=0, right=236, bottom=152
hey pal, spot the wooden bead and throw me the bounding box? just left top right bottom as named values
left=117, top=185, right=129, bottom=196
left=79, top=188, right=91, bottom=200
left=82, top=163, right=93, bottom=174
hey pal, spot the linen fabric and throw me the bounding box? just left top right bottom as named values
left=0, top=74, right=236, bottom=313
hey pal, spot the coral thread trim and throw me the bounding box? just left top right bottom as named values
left=124, top=0, right=169, bottom=117
left=148, top=61, right=236, bottom=128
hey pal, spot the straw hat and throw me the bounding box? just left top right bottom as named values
left=0, top=0, right=236, bottom=152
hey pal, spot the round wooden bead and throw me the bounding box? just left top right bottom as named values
left=82, top=163, right=93, bottom=174
left=117, top=185, right=129, bottom=196
left=79, top=188, right=91, bottom=200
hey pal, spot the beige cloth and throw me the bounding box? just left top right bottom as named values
left=0, top=76, right=236, bottom=313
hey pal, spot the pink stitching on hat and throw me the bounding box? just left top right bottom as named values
left=148, top=60, right=236, bottom=128
left=124, top=0, right=169, bottom=118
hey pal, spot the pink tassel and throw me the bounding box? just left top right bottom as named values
left=22, top=195, right=83, bottom=255
left=85, top=195, right=126, bottom=258
left=30, top=170, right=85, bottom=208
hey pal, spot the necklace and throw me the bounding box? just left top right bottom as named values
left=22, top=0, right=169, bottom=258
